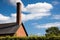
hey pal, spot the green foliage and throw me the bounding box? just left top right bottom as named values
left=0, top=36, right=60, bottom=40
left=45, top=27, right=60, bottom=37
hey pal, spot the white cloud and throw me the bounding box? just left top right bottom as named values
left=9, top=0, right=23, bottom=6
left=26, top=2, right=53, bottom=13
left=52, top=15, right=60, bottom=19
left=22, top=2, right=53, bottom=21
left=35, top=22, right=60, bottom=29
left=0, top=13, right=16, bottom=24
left=11, top=13, right=16, bottom=17
left=22, top=13, right=51, bottom=21
left=9, top=0, right=27, bottom=11
left=9, top=0, right=53, bottom=12
left=0, top=14, right=10, bottom=21
left=52, top=1, right=60, bottom=5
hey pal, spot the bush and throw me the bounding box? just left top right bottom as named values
left=0, top=36, right=60, bottom=40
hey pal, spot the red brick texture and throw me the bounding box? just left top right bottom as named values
left=15, top=24, right=27, bottom=37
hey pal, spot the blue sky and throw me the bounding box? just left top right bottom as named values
left=0, top=0, right=60, bottom=36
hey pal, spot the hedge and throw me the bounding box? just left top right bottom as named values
left=0, top=36, right=60, bottom=40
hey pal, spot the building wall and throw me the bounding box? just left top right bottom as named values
left=14, top=24, right=27, bottom=37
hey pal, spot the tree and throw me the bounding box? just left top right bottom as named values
left=45, top=27, right=60, bottom=37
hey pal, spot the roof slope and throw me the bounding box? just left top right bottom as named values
left=0, top=23, right=28, bottom=36
left=0, top=23, right=18, bottom=34
left=0, top=23, right=16, bottom=29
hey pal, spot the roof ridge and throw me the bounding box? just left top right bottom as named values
left=0, top=22, right=16, bottom=25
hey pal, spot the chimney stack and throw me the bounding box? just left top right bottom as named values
left=17, top=2, right=21, bottom=25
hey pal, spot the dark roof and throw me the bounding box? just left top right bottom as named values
left=0, top=23, right=28, bottom=36
left=0, top=23, right=18, bottom=34
left=0, top=23, right=16, bottom=29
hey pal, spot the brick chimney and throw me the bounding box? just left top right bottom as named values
left=17, top=2, right=21, bottom=25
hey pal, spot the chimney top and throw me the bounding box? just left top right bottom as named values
left=17, top=2, right=21, bottom=4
